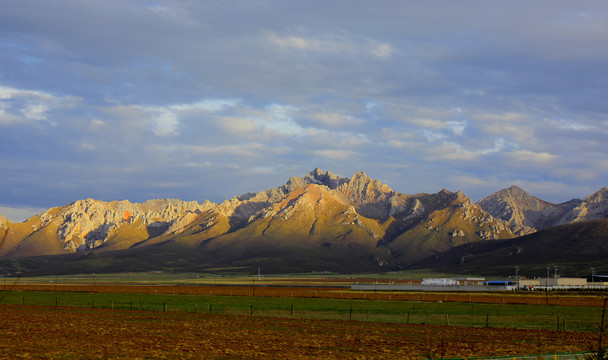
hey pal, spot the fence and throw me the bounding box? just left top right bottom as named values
left=429, top=353, right=592, bottom=360
left=0, top=290, right=602, bottom=333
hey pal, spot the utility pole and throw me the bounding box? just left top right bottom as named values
left=546, top=266, right=550, bottom=288
left=515, top=266, right=520, bottom=290
left=592, top=268, right=596, bottom=284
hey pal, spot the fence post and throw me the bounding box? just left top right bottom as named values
left=164, top=302, right=167, bottom=312
left=485, top=314, right=489, bottom=328
left=349, top=306, right=352, bottom=321
left=407, top=311, right=410, bottom=324
left=290, top=304, right=293, bottom=318
left=111, top=300, right=114, bottom=310
left=250, top=304, right=253, bottom=316
left=446, top=314, right=450, bottom=326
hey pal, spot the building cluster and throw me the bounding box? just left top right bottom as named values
left=351, top=275, right=608, bottom=292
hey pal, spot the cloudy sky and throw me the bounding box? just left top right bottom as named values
left=1, top=1, right=607, bottom=221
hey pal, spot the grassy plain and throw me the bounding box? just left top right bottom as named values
left=0, top=288, right=605, bottom=332
left=1, top=272, right=605, bottom=358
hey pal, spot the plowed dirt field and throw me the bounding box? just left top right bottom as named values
left=0, top=304, right=595, bottom=359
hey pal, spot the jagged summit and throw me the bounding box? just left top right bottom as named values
left=284, top=168, right=347, bottom=191
left=0, top=170, right=606, bottom=274
left=560, top=187, right=608, bottom=223
left=0, top=198, right=214, bottom=257
left=478, top=185, right=587, bottom=235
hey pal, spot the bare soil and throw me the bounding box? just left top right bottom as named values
left=0, top=304, right=596, bottom=359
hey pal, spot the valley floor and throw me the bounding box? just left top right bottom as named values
left=0, top=304, right=595, bottom=359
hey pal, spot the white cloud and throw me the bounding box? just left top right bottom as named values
left=270, top=34, right=311, bottom=50
left=308, top=112, right=364, bottom=128
left=151, top=110, right=180, bottom=136
left=79, top=142, right=96, bottom=151
left=141, top=98, right=240, bottom=136
left=267, top=31, right=392, bottom=58
left=89, top=119, right=105, bottom=129
left=505, top=150, right=558, bottom=164
left=446, top=120, right=467, bottom=135
left=473, top=112, right=523, bottom=122
left=0, top=85, right=78, bottom=125
left=153, top=142, right=290, bottom=159
left=268, top=32, right=355, bottom=53
left=217, top=116, right=258, bottom=134
left=304, top=128, right=370, bottom=149
left=545, top=118, right=595, bottom=131
left=255, top=103, right=302, bottom=136
left=310, top=149, right=357, bottom=161
left=371, top=43, right=392, bottom=58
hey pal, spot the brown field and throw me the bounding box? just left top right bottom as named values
left=0, top=304, right=596, bottom=359
left=8, top=283, right=608, bottom=307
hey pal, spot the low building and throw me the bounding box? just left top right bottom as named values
left=421, top=278, right=460, bottom=286
left=519, top=277, right=587, bottom=289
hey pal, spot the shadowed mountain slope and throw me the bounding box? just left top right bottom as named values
left=410, top=219, right=608, bottom=276
left=0, top=169, right=606, bottom=274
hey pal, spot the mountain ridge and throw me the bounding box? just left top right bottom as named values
left=477, top=185, right=607, bottom=235
left=1, top=169, right=606, bottom=274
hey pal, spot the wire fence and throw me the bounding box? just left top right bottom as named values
left=1, top=291, right=602, bottom=360
left=0, top=291, right=602, bottom=333
left=430, top=353, right=592, bottom=360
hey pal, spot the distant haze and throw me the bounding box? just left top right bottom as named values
left=0, top=205, right=46, bottom=223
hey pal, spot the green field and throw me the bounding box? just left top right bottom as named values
left=1, top=269, right=489, bottom=286
left=1, top=289, right=604, bottom=333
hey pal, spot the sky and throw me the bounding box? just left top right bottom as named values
left=1, top=1, right=607, bottom=222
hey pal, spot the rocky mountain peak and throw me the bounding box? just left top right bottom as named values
left=297, top=168, right=347, bottom=189
left=254, top=184, right=346, bottom=223
left=587, top=188, right=607, bottom=203
left=559, top=188, right=608, bottom=223
left=43, top=198, right=213, bottom=252
left=334, top=172, right=399, bottom=218
left=478, top=186, right=587, bottom=236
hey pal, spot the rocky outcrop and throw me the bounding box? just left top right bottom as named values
left=559, top=188, right=608, bottom=224
left=477, top=185, right=580, bottom=235
left=478, top=186, right=608, bottom=235
left=34, top=198, right=215, bottom=252
left=335, top=171, right=408, bottom=218
left=2, top=169, right=605, bottom=273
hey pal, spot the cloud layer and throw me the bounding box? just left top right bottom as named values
left=1, top=1, right=607, bottom=216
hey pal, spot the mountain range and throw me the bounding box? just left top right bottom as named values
left=0, top=169, right=606, bottom=275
